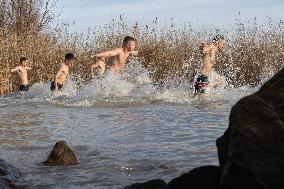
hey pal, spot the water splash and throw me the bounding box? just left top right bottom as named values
left=1, top=60, right=277, bottom=107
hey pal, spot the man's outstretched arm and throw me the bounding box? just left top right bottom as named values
left=11, top=66, right=20, bottom=72
left=92, top=48, right=121, bottom=59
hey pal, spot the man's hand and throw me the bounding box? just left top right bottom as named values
left=91, top=55, right=105, bottom=62
left=130, top=51, right=139, bottom=56
left=145, top=49, right=155, bottom=56
left=199, top=42, right=206, bottom=51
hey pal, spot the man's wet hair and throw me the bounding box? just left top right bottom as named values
left=212, top=34, right=224, bottom=43
left=65, top=53, right=76, bottom=61
left=123, top=36, right=136, bottom=44
left=20, top=57, right=28, bottom=64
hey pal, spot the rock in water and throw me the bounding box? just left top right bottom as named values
left=0, top=178, right=18, bottom=189
left=168, top=165, right=221, bottom=189
left=124, top=179, right=168, bottom=189
left=44, top=141, right=78, bottom=166
left=217, top=68, right=284, bottom=189
left=0, top=159, right=21, bottom=189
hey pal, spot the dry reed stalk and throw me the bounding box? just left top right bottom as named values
left=0, top=1, right=283, bottom=94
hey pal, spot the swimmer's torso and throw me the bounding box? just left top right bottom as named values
left=56, top=63, right=69, bottom=85
left=17, top=66, right=29, bottom=85
left=106, top=50, right=130, bottom=72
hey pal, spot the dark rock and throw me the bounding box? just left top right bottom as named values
left=44, top=141, right=78, bottom=166
left=217, top=68, right=284, bottom=189
left=168, top=165, right=221, bottom=189
left=0, top=159, right=21, bottom=189
left=124, top=179, right=168, bottom=189
left=0, top=178, right=18, bottom=189
left=0, top=159, right=21, bottom=180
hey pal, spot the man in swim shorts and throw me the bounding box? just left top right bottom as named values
left=51, top=53, right=76, bottom=92
left=11, top=57, right=32, bottom=92
left=194, top=34, right=225, bottom=93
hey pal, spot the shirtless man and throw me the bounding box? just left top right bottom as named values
left=194, top=35, right=225, bottom=93
left=91, top=36, right=143, bottom=76
left=11, top=57, right=32, bottom=92
left=50, top=53, right=76, bottom=92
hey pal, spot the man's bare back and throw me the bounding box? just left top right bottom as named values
left=194, top=35, right=225, bottom=94
left=200, top=44, right=219, bottom=76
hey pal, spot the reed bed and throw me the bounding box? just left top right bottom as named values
left=1, top=0, right=283, bottom=94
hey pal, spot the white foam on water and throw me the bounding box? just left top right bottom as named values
left=203, top=70, right=259, bottom=104
left=28, top=82, right=52, bottom=98
left=152, top=67, right=265, bottom=106
left=1, top=60, right=278, bottom=107
left=79, top=72, right=135, bottom=98
left=75, top=60, right=157, bottom=106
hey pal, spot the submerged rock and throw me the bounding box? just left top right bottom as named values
left=0, top=178, right=18, bottom=189
left=44, top=141, right=78, bottom=166
left=168, top=165, right=221, bottom=189
left=217, top=68, right=284, bottom=189
left=158, top=165, right=169, bottom=170
left=124, top=179, right=168, bottom=189
left=0, top=159, right=21, bottom=189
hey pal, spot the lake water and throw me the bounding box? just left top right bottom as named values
left=0, top=62, right=259, bottom=188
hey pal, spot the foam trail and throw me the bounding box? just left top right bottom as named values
left=78, top=60, right=156, bottom=99
left=2, top=60, right=276, bottom=107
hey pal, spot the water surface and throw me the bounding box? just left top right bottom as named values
left=0, top=63, right=258, bottom=188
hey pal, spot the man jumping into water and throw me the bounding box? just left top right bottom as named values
left=91, top=36, right=148, bottom=77
left=51, top=53, right=76, bottom=92
left=194, top=35, right=225, bottom=93
left=11, top=57, right=32, bottom=92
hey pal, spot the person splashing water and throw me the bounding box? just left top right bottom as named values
left=194, top=35, right=225, bottom=94
left=90, top=36, right=152, bottom=77
left=11, top=57, right=32, bottom=92
left=50, top=53, right=76, bottom=92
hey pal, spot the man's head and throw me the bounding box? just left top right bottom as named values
left=20, top=57, right=28, bottom=66
left=212, top=34, right=225, bottom=50
left=65, top=53, right=76, bottom=62
left=123, top=36, right=136, bottom=51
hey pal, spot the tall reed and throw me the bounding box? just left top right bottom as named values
left=1, top=0, right=283, bottom=94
